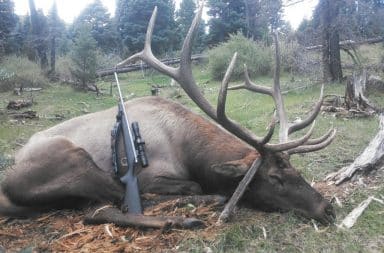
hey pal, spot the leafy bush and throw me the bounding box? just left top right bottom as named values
left=55, top=55, right=75, bottom=83
left=279, top=39, right=301, bottom=72
left=70, top=25, right=98, bottom=88
left=208, top=33, right=272, bottom=80
left=0, top=55, right=48, bottom=92
left=97, top=53, right=122, bottom=70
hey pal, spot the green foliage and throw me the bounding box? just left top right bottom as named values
left=55, top=55, right=74, bottom=83
left=207, top=0, right=247, bottom=45
left=6, top=15, right=32, bottom=57
left=71, top=0, right=118, bottom=54
left=47, top=1, right=66, bottom=74
left=116, top=0, right=177, bottom=55
left=296, top=0, right=384, bottom=46
left=0, top=0, right=17, bottom=56
left=176, top=0, right=206, bottom=53
left=176, top=0, right=196, bottom=37
left=96, top=53, right=122, bottom=70
left=70, top=25, right=98, bottom=88
left=207, top=0, right=283, bottom=45
left=28, top=0, right=49, bottom=69
left=279, top=39, right=304, bottom=73
left=0, top=55, right=49, bottom=92
left=208, top=33, right=272, bottom=80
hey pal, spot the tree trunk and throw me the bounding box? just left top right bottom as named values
left=345, top=69, right=380, bottom=114
left=50, top=36, right=56, bottom=73
left=320, top=0, right=343, bottom=83
left=329, top=29, right=343, bottom=81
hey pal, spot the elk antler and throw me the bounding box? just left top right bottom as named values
left=228, top=31, right=336, bottom=153
left=118, top=5, right=336, bottom=154
left=117, top=5, right=216, bottom=120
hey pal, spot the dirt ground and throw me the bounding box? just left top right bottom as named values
left=0, top=173, right=381, bottom=253
left=0, top=194, right=229, bottom=252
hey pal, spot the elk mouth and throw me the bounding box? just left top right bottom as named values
left=296, top=202, right=336, bottom=225
left=316, top=203, right=336, bottom=225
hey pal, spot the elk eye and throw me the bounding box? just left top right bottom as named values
left=269, top=175, right=284, bottom=186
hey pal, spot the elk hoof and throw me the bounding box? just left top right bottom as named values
left=181, top=217, right=205, bottom=229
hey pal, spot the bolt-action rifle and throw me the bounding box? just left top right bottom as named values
left=112, top=72, right=148, bottom=214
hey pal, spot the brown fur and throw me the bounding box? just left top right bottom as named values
left=0, top=97, right=334, bottom=225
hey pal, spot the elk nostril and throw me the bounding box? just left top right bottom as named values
left=324, top=204, right=336, bottom=220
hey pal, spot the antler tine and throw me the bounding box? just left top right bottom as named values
left=260, top=115, right=277, bottom=145
left=228, top=65, right=273, bottom=96
left=271, top=31, right=290, bottom=143
left=304, top=127, right=334, bottom=145
left=217, top=52, right=238, bottom=121
left=288, top=84, right=325, bottom=135
left=180, top=2, right=203, bottom=67
left=117, top=7, right=178, bottom=80
left=224, top=31, right=332, bottom=153
left=265, top=120, right=316, bottom=152
left=118, top=4, right=217, bottom=120
left=217, top=53, right=275, bottom=149
left=287, top=129, right=337, bottom=154
left=174, top=3, right=217, bottom=119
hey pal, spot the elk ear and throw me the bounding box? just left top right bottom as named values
left=211, top=160, right=248, bottom=178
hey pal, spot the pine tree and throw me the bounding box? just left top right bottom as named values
left=0, top=0, right=17, bottom=56
left=116, top=0, right=177, bottom=55
left=319, top=0, right=342, bottom=83
left=28, top=0, right=49, bottom=69
left=176, top=0, right=206, bottom=52
left=244, top=0, right=282, bottom=41
left=72, top=0, right=118, bottom=53
left=71, top=25, right=98, bottom=89
left=48, top=1, right=63, bottom=74
left=207, top=0, right=247, bottom=45
left=177, top=0, right=196, bottom=37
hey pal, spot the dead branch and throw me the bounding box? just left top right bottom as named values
left=97, top=54, right=207, bottom=78
left=306, top=37, right=384, bottom=51
left=326, top=114, right=384, bottom=185
left=8, top=110, right=38, bottom=119
left=338, top=196, right=383, bottom=229
left=217, top=158, right=262, bottom=224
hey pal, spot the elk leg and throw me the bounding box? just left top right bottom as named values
left=0, top=188, right=47, bottom=218
left=141, top=177, right=203, bottom=195
left=83, top=205, right=205, bottom=229
left=142, top=194, right=227, bottom=209
left=1, top=136, right=124, bottom=212
left=139, top=161, right=203, bottom=195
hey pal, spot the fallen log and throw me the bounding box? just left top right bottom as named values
left=6, top=100, right=33, bottom=110
left=306, top=37, right=384, bottom=51
left=96, top=54, right=207, bottom=77
left=326, top=114, right=384, bottom=185
left=8, top=110, right=38, bottom=119
left=13, top=87, right=42, bottom=95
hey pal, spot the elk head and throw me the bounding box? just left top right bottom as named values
left=118, top=5, right=336, bottom=224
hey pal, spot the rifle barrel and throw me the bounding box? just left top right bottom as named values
left=114, top=72, right=137, bottom=163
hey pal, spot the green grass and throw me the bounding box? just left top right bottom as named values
left=0, top=63, right=383, bottom=252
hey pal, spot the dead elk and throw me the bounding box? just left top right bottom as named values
left=0, top=6, right=336, bottom=229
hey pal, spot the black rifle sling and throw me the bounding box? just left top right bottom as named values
left=111, top=118, right=122, bottom=175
